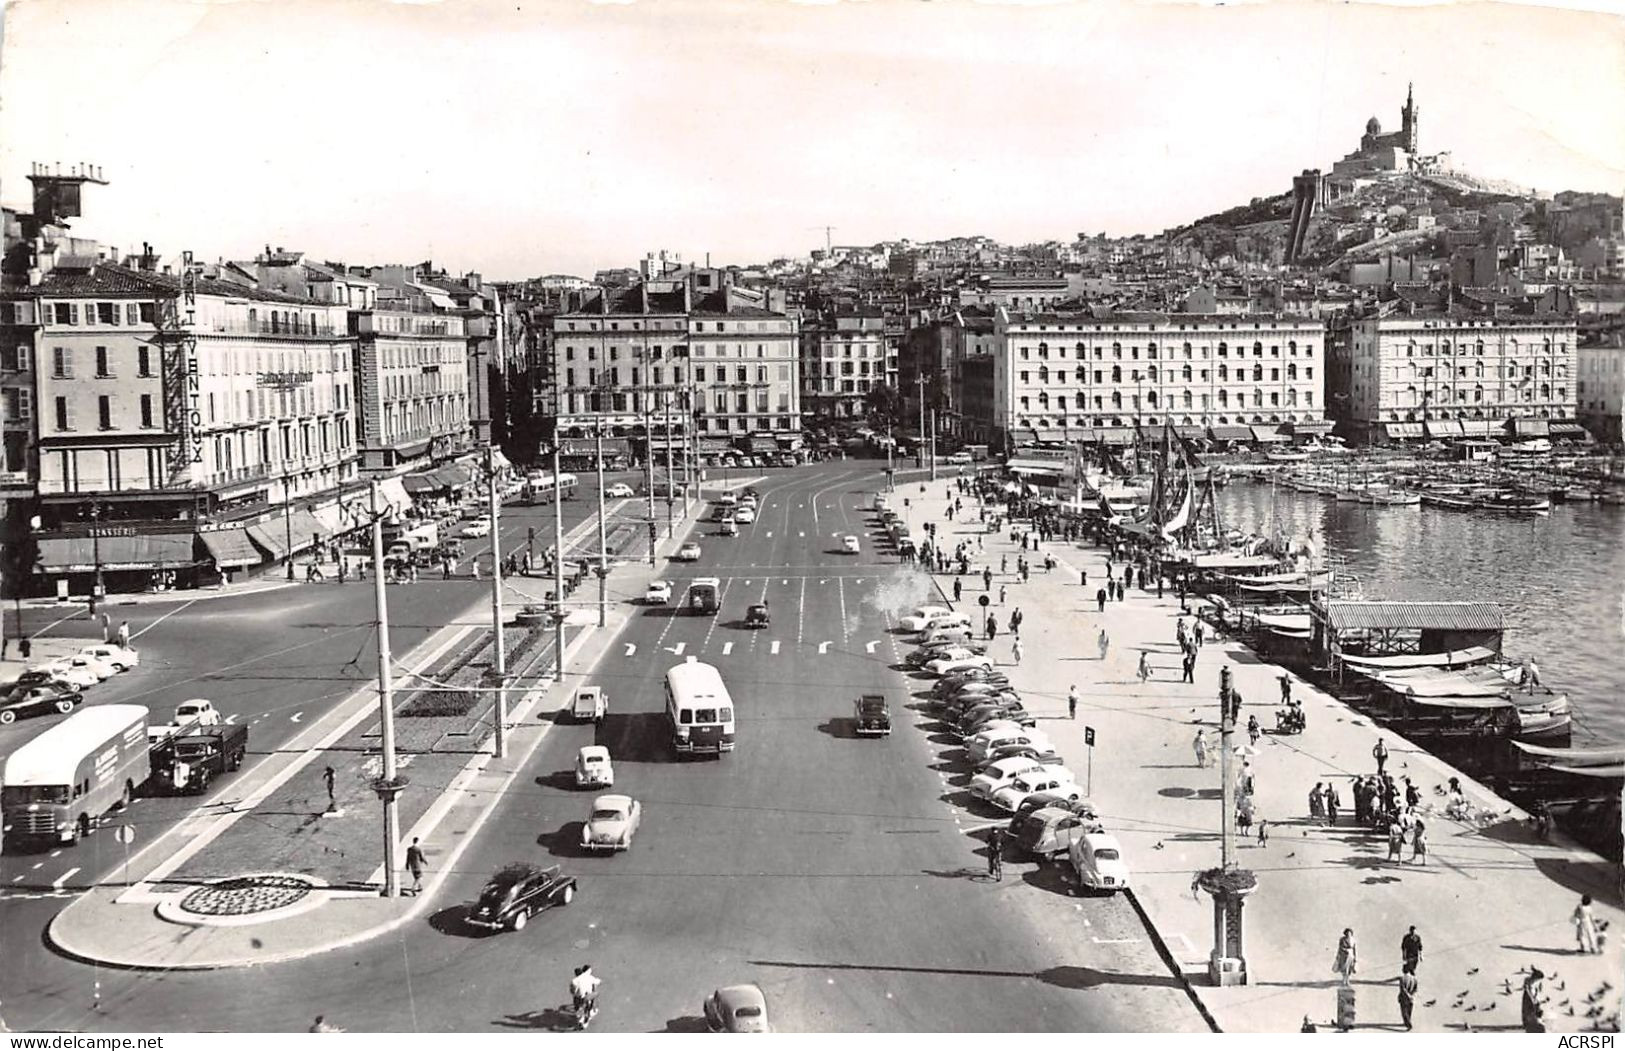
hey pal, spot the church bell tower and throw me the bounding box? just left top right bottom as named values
left=1401, top=83, right=1419, bottom=154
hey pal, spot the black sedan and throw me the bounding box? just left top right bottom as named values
left=1, top=681, right=82, bottom=724
left=465, top=863, right=576, bottom=933
left=745, top=603, right=771, bottom=628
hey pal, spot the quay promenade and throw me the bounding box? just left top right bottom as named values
left=900, top=478, right=1623, bottom=1033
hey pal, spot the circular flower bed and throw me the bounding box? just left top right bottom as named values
left=1196, top=866, right=1259, bottom=899
left=178, top=874, right=316, bottom=917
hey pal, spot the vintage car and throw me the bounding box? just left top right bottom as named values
left=990, top=770, right=1084, bottom=813
left=582, top=794, right=642, bottom=852
left=1011, top=806, right=1105, bottom=861
left=841, top=534, right=860, bottom=553
left=575, top=745, right=614, bottom=788
left=0, top=684, right=81, bottom=724
left=60, top=653, right=119, bottom=682
left=1069, top=832, right=1130, bottom=893
left=674, top=542, right=703, bottom=562
left=719, top=519, right=739, bottom=537
left=174, top=698, right=223, bottom=727
left=914, top=612, right=973, bottom=639
left=733, top=507, right=757, bottom=524
left=572, top=687, right=608, bottom=724
left=854, top=694, right=890, bottom=736
left=976, top=742, right=1065, bottom=772
left=919, top=625, right=976, bottom=648
left=606, top=483, right=635, bottom=498
left=646, top=580, right=673, bottom=605
left=745, top=603, right=771, bottom=628
left=1007, top=793, right=1099, bottom=833
left=460, top=519, right=493, bottom=539
left=716, top=493, right=738, bottom=508
left=968, top=757, right=1049, bottom=801
left=959, top=705, right=1037, bottom=736
left=78, top=643, right=140, bottom=671
left=465, top=862, right=577, bottom=932
left=703, top=984, right=770, bottom=1033
left=34, top=659, right=99, bottom=690
left=924, top=652, right=993, bottom=677
left=967, top=727, right=1053, bottom=765
left=897, top=606, right=953, bottom=632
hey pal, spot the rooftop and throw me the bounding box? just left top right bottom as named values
left=32, top=261, right=321, bottom=306
left=1324, top=600, right=1505, bottom=634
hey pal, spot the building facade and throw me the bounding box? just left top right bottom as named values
left=549, top=278, right=801, bottom=459
left=801, top=310, right=885, bottom=420
left=1577, top=336, right=1625, bottom=443
left=350, top=303, right=471, bottom=474
left=1341, top=313, right=1580, bottom=442
left=990, top=310, right=1328, bottom=447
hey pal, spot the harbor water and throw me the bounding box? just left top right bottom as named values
left=1216, top=480, right=1625, bottom=747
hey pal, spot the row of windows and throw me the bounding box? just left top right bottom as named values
left=1018, top=364, right=1315, bottom=384
left=45, top=301, right=157, bottom=327
left=1014, top=414, right=1311, bottom=428
left=1378, top=386, right=1568, bottom=404
left=1017, top=340, right=1316, bottom=362
left=562, top=365, right=792, bottom=388
left=560, top=343, right=790, bottom=362
left=563, top=319, right=791, bottom=334
left=46, top=344, right=355, bottom=380
left=1016, top=389, right=1315, bottom=412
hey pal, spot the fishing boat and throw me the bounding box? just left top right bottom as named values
left=1474, top=489, right=1551, bottom=515
left=1266, top=449, right=1311, bottom=464
left=1512, top=741, right=1625, bottom=767
left=1394, top=693, right=1570, bottom=743
left=1369, top=665, right=1520, bottom=698
left=1358, top=486, right=1421, bottom=507
left=1420, top=489, right=1475, bottom=510
left=1514, top=692, right=1572, bottom=741
left=1340, top=645, right=1499, bottom=671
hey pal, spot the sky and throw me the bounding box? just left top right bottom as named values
left=1, top=0, right=1622, bottom=281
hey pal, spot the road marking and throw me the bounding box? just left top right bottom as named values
left=226, top=713, right=240, bottom=724
left=290, top=711, right=304, bottom=723
left=770, top=640, right=781, bottom=655
left=49, top=850, right=60, bottom=858
left=722, top=642, right=734, bottom=656
left=798, top=532, right=805, bottom=538
left=30, top=863, right=42, bottom=870
left=624, top=643, right=637, bottom=657
left=797, top=577, right=807, bottom=644
left=837, top=577, right=849, bottom=639
left=782, top=579, right=788, bottom=585
left=1092, top=937, right=1142, bottom=945
left=866, top=641, right=878, bottom=654
left=818, top=641, right=831, bottom=654
left=10, top=875, right=23, bottom=883
left=131, top=598, right=199, bottom=641
left=670, top=642, right=686, bottom=655
left=765, top=532, right=772, bottom=538
left=52, top=868, right=79, bottom=889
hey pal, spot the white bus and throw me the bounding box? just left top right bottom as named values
left=525, top=472, right=579, bottom=504
left=2, top=704, right=151, bottom=845
left=664, top=656, right=735, bottom=758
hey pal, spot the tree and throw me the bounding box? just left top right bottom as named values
left=865, top=382, right=904, bottom=427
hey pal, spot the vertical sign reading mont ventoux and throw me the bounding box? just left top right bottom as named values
left=161, top=251, right=204, bottom=488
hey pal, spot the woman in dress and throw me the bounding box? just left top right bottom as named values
left=1333, top=929, right=1357, bottom=987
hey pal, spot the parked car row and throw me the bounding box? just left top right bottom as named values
left=1, top=644, right=141, bottom=725
left=904, top=615, right=1131, bottom=894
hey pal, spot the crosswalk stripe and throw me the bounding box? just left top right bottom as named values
left=818, top=641, right=831, bottom=654
left=722, top=642, right=733, bottom=655
left=770, top=640, right=781, bottom=655
left=53, top=867, right=79, bottom=889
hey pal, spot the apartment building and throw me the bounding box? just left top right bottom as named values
left=801, top=310, right=885, bottom=420
left=1577, top=336, right=1624, bottom=443
left=990, top=309, right=1328, bottom=448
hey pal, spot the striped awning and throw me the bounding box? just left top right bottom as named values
left=1425, top=419, right=1464, bottom=438
left=34, top=533, right=197, bottom=573
left=199, top=528, right=262, bottom=568
left=1288, top=420, right=1334, bottom=434
left=1208, top=425, right=1252, bottom=442
left=1458, top=420, right=1496, bottom=436
left=1175, top=425, right=1208, bottom=439
left=1384, top=423, right=1424, bottom=438
left=1250, top=426, right=1288, bottom=443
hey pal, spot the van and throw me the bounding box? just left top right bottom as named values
left=1009, top=806, right=1103, bottom=860
left=686, top=577, right=721, bottom=615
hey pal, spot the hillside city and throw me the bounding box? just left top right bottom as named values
left=0, top=83, right=1620, bottom=1037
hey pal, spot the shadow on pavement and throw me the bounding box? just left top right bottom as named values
left=594, top=712, right=674, bottom=763
left=493, top=1007, right=577, bottom=1031
left=1037, top=964, right=1183, bottom=990
left=427, top=904, right=485, bottom=939
left=537, top=822, right=589, bottom=858
left=658, top=1016, right=711, bottom=1033
left=816, top=718, right=855, bottom=739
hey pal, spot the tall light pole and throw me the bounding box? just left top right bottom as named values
left=87, top=501, right=104, bottom=617
left=551, top=438, right=565, bottom=682
left=916, top=373, right=927, bottom=469
left=663, top=390, right=676, bottom=539
left=486, top=445, right=507, bottom=759
left=283, top=473, right=296, bottom=581
left=368, top=481, right=404, bottom=897
left=594, top=418, right=608, bottom=628
left=641, top=391, right=658, bottom=566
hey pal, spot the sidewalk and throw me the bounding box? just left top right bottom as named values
left=44, top=494, right=710, bottom=970
left=903, top=480, right=1623, bottom=1034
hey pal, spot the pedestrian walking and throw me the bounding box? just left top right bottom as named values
left=1001, top=554, right=1008, bottom=574
left=953, top=578, right=962, bottom=603
left=1397, top=963, right=1419, bottom=1031
left=101, top=612, right=112, bottom=643
left=116, top=620, right=130, bottom=648
left=1194, top=620, right=1204, bottom=648
left=1309, top=782, right=1325, bottom=821
left=1194, top=730, right=1208, bottom=768
left=1136, top=650, right=1151, bottom=683
left=986, top=831, right=1003, bottom=882
left=405, top=837, right=427, bottom=895
left=983, top=567, right=992, bottom=592
left=1405, top=777, right=1421, bottom=811
left=1387, top=821, right=1405, bottom=863
left=1279, top=674, right=1292, bottom=706
left=1010, top=607, right=1022, bottom=635
left=985, top=615, right=997, bottom=642
left=1247, top=713, right=1260, bottom=746
left=1096, top=587, right=1107, bottom=613
left=1326, top=782, right=1341, bottom=826
left=998, top=584, right=1007, bottom=605
left=1175, top=616, right=1187, bottom=648
left=1521, top=969, right=1548, bottom=1032
left=323, top=765, right=336, bottom=810
left=1067, top=684, right=1079, bottom=719
left=1333, top=929, right=1358, bottom=988
left=1573, top=895, right=1601, bottom=954
left=1020, top=563, right=1030, bottom=583
left=1097, top=627, right=1109, bottom=660
left=1373, top=737, right=1390, bottom=775
left=1181, top=651, right=1195, bottom=683
left=1410, top=821, right=1427, bottom=865
left=1401, top=925, right=1423, bottom=971
left=1080, top=568, right=1087, bottom=588
left=1011, top=638, right=1023, bottom=666
left=1257, top=818, right=1269, bottom=847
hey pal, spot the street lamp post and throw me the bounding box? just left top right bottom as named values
left=486, top=444, right=507, bottom=759
left=283, top=473, right=296, bottom=581
left=367, top=481, right=405, bottom=897
left=663, top=390, right=676, bottom=540
left=88, top=501, right=104, bottom=617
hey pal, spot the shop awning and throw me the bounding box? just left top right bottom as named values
left=697, top=439, right=733, bottom=454
left=750, top=436, right=778, bottom=452
left=436, top=463, right=474, bottom=488
left=378, top=477, right=413, bottom=516
left=1513, top=418, right=1550, bottom=437
left=199, top=528, right=262, bottom=568
left=1425, top=419, right=1464, bottom=438
left=1288, top=420, right=1334, bottom=435
left=489, top=449, right=512, bottom=472
left=1096, top=427, right=1136, bottom=446
left=402, top=472, right=443, bottom=494
left=1006, top=459, right=1067, bottom=475
left=1208, top=425, right=1252, bottom=442
left=1384, top=423, right=1424, bottom=438
left=1549, top=421, right=1589, bottom=438
left=1069, top=428, right=1098, bottom=443
left=1175, top=425, right=1208, bottom=439
left=245, top=523, right=288, bottom=560
left=313, top=506, right=344, bottom=534
left=1250, top=426, right=1288, bottom=443
left=1458, top=419, right=1496, bottom=436
left=36, top=532, right=198, bottom=573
